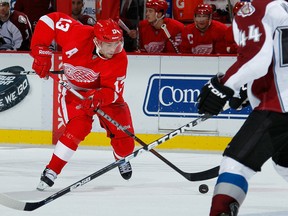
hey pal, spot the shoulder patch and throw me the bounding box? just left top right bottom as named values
left=18, top=15, right=27, bottom=24
left=237, top=3, right=255, bottom=17
left=87, top=18, right=96, bottom=26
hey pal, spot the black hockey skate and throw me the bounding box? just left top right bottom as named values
left=219, top=202, right=239, bottom=216
left=118, top=161, right=132, bottom=180
left=37, top=168, right=57, bottom=191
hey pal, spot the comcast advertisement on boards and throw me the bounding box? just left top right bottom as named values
left=143, top=74, right=252, bottom=119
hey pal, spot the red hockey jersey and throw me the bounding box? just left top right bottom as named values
left=180, top=20, right=228, bottom=54
left=138, top=18, right=184, bottom=53
left=31, top=12, right=127, bottom=106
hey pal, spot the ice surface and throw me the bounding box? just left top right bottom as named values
left=0, top=145, right=287, bottom=216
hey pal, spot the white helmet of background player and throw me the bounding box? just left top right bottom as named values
left=146, top=0, right=168, bottom=26
left=93, top=18, right=124, bottom=60
left=194, top=4, right=213, bottom=32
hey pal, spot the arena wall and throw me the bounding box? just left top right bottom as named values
left=0, top=52, right=249, bottom=151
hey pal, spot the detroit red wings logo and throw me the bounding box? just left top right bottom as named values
left=144, top=41, right=165, bottom=53
left=192, top=44, right=213, bottom=54
left=63, top=63, right=99, bottom=83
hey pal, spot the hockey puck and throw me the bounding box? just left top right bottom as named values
left=0, top=66, right=30, bottom=112
left=199, top=184, right=209, bottom=194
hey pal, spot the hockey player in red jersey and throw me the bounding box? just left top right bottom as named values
left=30, top=12, right=135, bottom=191
left=138, top=0, right=184, bottom=53
left=180, top=4, right=228, bottom=54
left=196, top=1, right=288, bottom=215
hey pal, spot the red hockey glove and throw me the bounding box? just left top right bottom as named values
left=81, top=90, right=100, bottom=116
left=30, top=46, right=52, bottom=78
left=197, top=76, right=234, bottom=115
left=229, top=84, right=250, bottom=110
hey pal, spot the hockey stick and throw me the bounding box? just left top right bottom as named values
left=0, top=67, right=219, bottom=181
left=161, top=24, right=180, bottom=54
left=0, top=70, right=63, bottom=76
left=0, top=113, right=215, bottom=211
left=118, top=19, right=131, bottom=34
left=227, top=0, right=234, bottom=23
left=58, top=79, right=219, bottom=182
left=118, top=19, right=140, bottom=51
left=96, top=109, right=219, bottom=181
left=0, top=70, right=219, bottom=180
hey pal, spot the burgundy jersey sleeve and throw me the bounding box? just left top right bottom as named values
left=220, top=3, right=271, bottom=90
left=221, top=0, right=288, bottom=112
left=14, top=0, right=54, bottom=27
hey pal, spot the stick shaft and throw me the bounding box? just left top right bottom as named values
left=161, top=24, right=180, bottom=54
left=0, top=70, right=63, bottom=76
left=58, top=79, right=218, bottom=181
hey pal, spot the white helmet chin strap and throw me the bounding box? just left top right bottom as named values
left=93, top=37, right=108, bottom=60
left=152, top=12, right=165, bottom=27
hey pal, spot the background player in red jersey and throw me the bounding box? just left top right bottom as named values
left=30, top=12, right=135, bottom=191
left=197, top=1, right=288, bottom=215
left=180, top=4, right=228, bottom=54
left=71, top=0, right=96, bottom=26
left=138, top=0, right=184, bottom=53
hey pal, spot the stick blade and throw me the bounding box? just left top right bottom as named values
left=0, top=193, right=43, bottom=211
left=0, top=193, right=26, bottom=210
left=187, top=166, right=219, bottom=181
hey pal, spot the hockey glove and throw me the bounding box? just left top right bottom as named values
left=229, top=84, right=250, bottom=110
left=81, top=90, right=100, bottom=116
left=30, top=46, right=52, bottom=78
left=197, top=76, right=234, bottom=115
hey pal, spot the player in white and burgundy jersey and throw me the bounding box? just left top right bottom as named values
left=138, top=0, right=184, bottom=53
left=180, top=4, right=228, bottom=54
left=196, top=1, right=288, bottom=215
left=0, top=0, right=32, bottom=50
left=30, top=12, right=135, bottom=190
